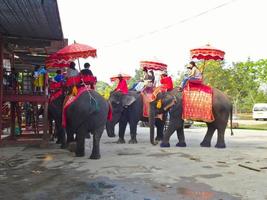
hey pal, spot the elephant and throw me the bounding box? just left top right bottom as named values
left=106, top=91, right=166, bottom=144
left=48, top=92, right=65, bottom=146
left=149, top=87, right=233, bottom=148
left=49, top=89, right=109, bottom=159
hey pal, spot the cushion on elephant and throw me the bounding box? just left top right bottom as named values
left=62, top=86, right=91, bottom=128
left=65, top=76, right=81, bottom=87
left=182, top=81, right=214, bottom=122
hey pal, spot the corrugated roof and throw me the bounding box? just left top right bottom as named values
left=0, top=0, right=63, bottom=40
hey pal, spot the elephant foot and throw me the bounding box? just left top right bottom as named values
left=215, top=143, right=226, bottom=148
left=75, top=151, right=85, bottom=157
left=176, top=142, right=186, bottom=147
left=60, top=143, right=67, bottom=149
left=116, top=138, right=126, bottom=144
left=160, top=142, right=170, bottom=148
left=67, top=142, right=76, bottom=152
left=56, top=139, right=61, bottom=144
left=155, top=136, right=163, bottom=141
left=200, top=141, right=211, bottom=147
left=108, top=133, right=116, bottom=138
left=90, top=154, right=101, bottom=160
left=128, top=139, right=138, bottom=144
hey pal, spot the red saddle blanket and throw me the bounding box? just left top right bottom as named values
left=62, top=87, right=89, bottom=128
left=62, top=86, right=112, bottom=128
left=182, top=81, right=214, bottom=122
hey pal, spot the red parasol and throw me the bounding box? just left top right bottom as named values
left=55, top=42, right=97, bottom=60
left=140, top=61, right=167, bottom=71
left=110, top=73, right=131, bottom=82
left=45, top=53, right=70, bottom=68
left=45, top=42, right=97, bottom=69
left=190, top=44, right=225, bottom=61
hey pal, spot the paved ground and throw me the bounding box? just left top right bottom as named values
left=0, top=125, right=267, bottom=200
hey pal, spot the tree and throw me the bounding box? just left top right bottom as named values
left=127, top=68, right=143, bottom=89
left=95, top=81, right=114, bottom=99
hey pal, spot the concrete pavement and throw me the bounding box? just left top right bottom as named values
left=0, top=126, right=266, bottom=200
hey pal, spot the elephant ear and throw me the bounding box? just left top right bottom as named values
left=122, top=95, right=136, bottom=107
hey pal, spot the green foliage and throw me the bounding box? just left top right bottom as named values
left=95, top=81, right=115, bottom=99
left=128, top=69, right=143, bottom=88
left=198, top=59, right=267, bottom=113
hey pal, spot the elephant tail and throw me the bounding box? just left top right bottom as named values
left=230, top=104, right=234, bottom=136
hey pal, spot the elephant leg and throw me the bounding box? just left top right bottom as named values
left=59, top=128, right=67, bottom=149
left=90, top=126, right=104, bottom=159
left=128, top=121, right=138, bottom=144
left=75, top=128, right=86, bottom=157
left=200, top=124, right=216, bottom=147
left=215, top=125, right=226, bottom=148
left=176, top=126, right=186, bottom=147
left=117, top=120, right=127, bottom=144
left=160, top=122, right=177, bottom=148
left=66, top=127, right=75, bottom=144
left=155, top=120, right=164, bottom=141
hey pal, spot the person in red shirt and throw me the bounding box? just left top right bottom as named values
left=160, top=71, right=173, bottom=92
left=114, top=74, right=128, bottom=94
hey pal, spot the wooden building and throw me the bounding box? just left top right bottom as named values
left=0, top=0, right=67, bottom=145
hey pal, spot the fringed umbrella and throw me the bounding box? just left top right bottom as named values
left=190, top=44, right=225, bottom=73
left=140, top=61, right=167, bottom=71
left=45, top=42, right=97, bottom=70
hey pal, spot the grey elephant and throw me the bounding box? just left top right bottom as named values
left=49, top=89, right=109, bottom=159
left=106, top=91, right=166, bottom=143
left=149, top=87, right=233, bottom=148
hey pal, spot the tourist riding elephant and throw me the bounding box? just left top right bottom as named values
left=149, top=88, right=233, bottom=148
left=49, top=89, right=109, bottom=159
left=106, top=91, right=166, bottom=144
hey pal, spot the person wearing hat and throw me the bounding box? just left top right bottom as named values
left=181, top=61, right=202, bottom=89
left=114, top=74, right=128, bottom=94
left=80, top=62, right=93, bottom=76
left=160, top=71, right=173, bottom=92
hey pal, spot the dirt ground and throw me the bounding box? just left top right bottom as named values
left=0, top=126, right=267, bottom=200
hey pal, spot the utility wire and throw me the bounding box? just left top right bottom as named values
left=103, top=0, right=238, bottom=48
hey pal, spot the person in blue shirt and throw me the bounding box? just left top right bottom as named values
left=54, top=69, right=65, bottom=83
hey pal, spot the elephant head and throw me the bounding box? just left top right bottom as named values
left=106, top=91, right=136, bottom=137
left=149, top=88, right=181, bottom=145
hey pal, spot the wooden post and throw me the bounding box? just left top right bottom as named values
left=0, top=35, right=3, bottom=141
left=42, top=73, right=49, bottom=146
left=10, top=102, right=16, bottom=137
left=10, top=52, right=16, bottom=138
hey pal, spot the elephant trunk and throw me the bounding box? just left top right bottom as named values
left=106, top=121, right=116, bottom=137
left=149, top=102, right=157, bottom=145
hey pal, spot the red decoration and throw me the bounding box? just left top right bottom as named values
left=140, top=61, right=167, bottom=71
left=45, top=53, right=70, bottom=68
left=190, top=44, right=225, bottom=61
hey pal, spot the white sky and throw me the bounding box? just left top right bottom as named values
left=57, top=0, right=267, bottom=83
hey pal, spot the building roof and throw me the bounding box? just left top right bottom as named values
left=0, top=0, right=63, bottom=40
left=0, top=0, right=67, bottom=71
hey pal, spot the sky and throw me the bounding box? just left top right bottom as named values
left=57, top=0, right=267, bottom=83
